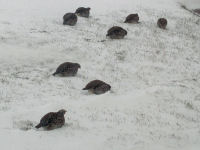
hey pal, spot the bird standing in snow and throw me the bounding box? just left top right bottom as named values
left=157, top=18, right=167, bottom=29
left=53, top=62, right=81, bottom=77
left=75, top=7, right=91, bottom=18
left=63, top=13, right=78, bottom=26
left=83, top=80, right=111, bottom=94
left=124, top=14, right=139, bottom=23
left=106, top=26, right=127, bottom=39
left=35, top=109, right=66, bottom=130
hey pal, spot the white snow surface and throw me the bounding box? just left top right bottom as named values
left=0, top=0, right=200, bottom=150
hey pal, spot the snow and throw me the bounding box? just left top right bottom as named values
left=0, top=0, right=200, bottom=150
left=180, top=0, right=200, bottom=9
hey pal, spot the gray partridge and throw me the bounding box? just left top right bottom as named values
left=106, top=26, right=127, bottom=39
left=194, top=8, right=200, bottom=14
left=83, top=80, right=111, bottom=95
left=35, top=109, right=66, bottom=130
left=124, top=14, right=139, bottom=23
left=157, top=18, right=167, bottom=29
left=75, top=7, right=90, bottom=18
left=53, top=62, right=81, bottom=76
left=63, top=13, right=78, bottom=26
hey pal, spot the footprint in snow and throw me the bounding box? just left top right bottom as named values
left=13, top=120, right=35, bottom=131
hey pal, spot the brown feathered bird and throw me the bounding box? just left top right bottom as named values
left=35, top=109, right=66, bottom=130
left=106, top=26, right=127, bottom=39
left=83, top=80, right=111, bottom=94
left=53, top=62, right=81, bottom=76
left=124, top=14, right=139, bottom=23
left=63, top=13, right=78, bottom=26
left=157, top=18, right=167, bottom=29
left=75, top=7, right=91, bottom=18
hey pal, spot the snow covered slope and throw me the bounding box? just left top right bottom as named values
left=0, top=0, right=200, bottom=150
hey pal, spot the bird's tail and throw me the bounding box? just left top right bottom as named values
left=82, top=87, right=88, bottom=90
left=52, top=72, right=57, bottom=76
left=35, top=123, right=42, bottom=129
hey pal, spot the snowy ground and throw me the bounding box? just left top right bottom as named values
left=0, top=0, right=200, bottom=150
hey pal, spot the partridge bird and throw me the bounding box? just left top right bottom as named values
left=83, top=80, right=111, bottom=94
left=35, top=109, right=66, bottom=130
left=124, top=14, right=139, bottom=23
left=75, top=7, right=90, bottom=18
left=157, top=18, right=167, bottom=29
left=106, top=26, right=127, bottom=39
left=53, top=62, right=81, bottom=76
left=194, top=8, right=200, bottom=14
left=63, top=13, right=78, bottom=26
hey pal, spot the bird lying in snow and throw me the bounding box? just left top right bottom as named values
left=157, top=18, right=167, bottom=29
left=63, top=13, right=78, bottom=26
left=106, top=26, right=127, bottom=39
left=83, top=80, right=111, bottom=95
left=75, top=7, right=91, bottom=18
left=35, top=109, right=66, bottom=130
left=124, top=14, right=139, bottom=23
left=53, top=62, right=81, bottom=77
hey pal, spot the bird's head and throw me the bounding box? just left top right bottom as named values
left=58, top=109, right=67, bottom=115
left=123, top=29, right=128, bottom=35
left=108, top=84, right=111, bottom=90
left=76, top=63, right=81, bottom=68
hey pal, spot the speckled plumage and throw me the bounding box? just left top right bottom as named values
left=63, top=13, right=77, bottom=26
left=157, top=18, right=167, bottom=29
left=75, top=7, right=90, bottom=18
left=106, top=26, right=127, bottom=39
left=35, top=109, right=66, bottom=130
left=124, top=14, right=139, bottom=23
left=83, top=80, right=111, bottom=94
left=53, top=62, right=81, bottom=76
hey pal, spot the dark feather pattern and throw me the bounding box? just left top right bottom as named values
left=157, top=18, right=167, bottom=29
left=53, top=62, right=81, bottom=77
left=106, top=26, right=127, bottom=39
left=35, top=109, right=66, bottom=130
left=63, top=13, right=77, bottom=26
left=83, top=80, right=111, bottom=95
left=75, top=7, right=90, bottom=18
left=124, top=14, right=139, bottom=23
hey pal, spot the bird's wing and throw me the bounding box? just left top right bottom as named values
left=40, top=113, right=54, bottom=126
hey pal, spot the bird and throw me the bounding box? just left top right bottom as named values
left=106, top=26, right=127, bottom=39
left=83, top=80, right=111, bottom=94
left=63, top=13, right=78, bottom=26
left=35, top=109, right=66, bottom=130
left=53, top=62, right=81, bottom=76
left=124, top=14, right=139, bottom=23
left=157, top=18, right=167, bottom=29
left=75, top=7, right=91, bottom=18
left=193, top=8, right=200, bottom=14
